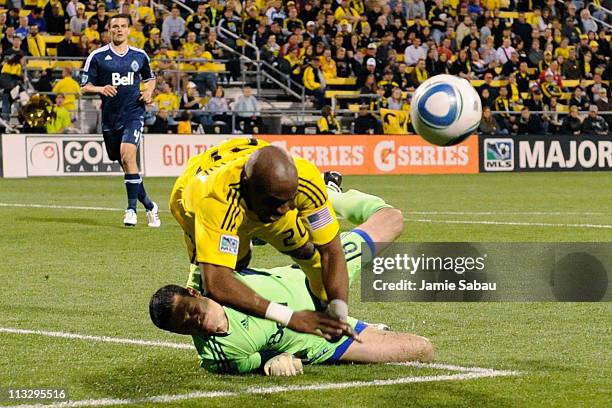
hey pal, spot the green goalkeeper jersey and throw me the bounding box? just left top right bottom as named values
left=187, top=230, right=374, bottom=374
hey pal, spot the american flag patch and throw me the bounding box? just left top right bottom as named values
left=307, top=207, right=333, bottom=231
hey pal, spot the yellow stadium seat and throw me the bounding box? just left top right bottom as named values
left=326, top=77, right=357, bottom=86
left=324, top=90, right=361, bottom=99
left=45, top=35, right=65, bottom=44
left=167, top=50, right=179, bottom=58
left=24, top=0, right=37, bottom=6
left=404, top=66, right=414, bottom=73
left=47, top=48, right=57, bottom=56
left=471, top=80, right=484, bottom=87
left=560, top=92, right=572, bottom=100
left=527, top=68, right=536, bottom=75
left=491, top=80, right=508, bottom=87
left=54, top=60, right=83, bottom=69
left=557, top=105, right=569, bottom=112
left=395, top=54, right=404, bottom=62
left=347, top=104, right=361, bottom=112
left=564, top=80, right=580, bottom=88
left=520, top=92, right=528, bottom=99
left=200, top=63, right=226, bottom=73
left=19, top=10, right=30, bottom=17
left=27, top=60, right=53, bottom=70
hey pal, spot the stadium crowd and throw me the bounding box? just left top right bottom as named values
left=0, top=0, right=610, bottom=135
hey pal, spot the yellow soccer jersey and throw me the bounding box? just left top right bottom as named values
left=173, top=138, right=339, bottom=271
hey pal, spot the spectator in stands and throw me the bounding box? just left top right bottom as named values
left=151, top=44, right=176, bottom=72
left=515, top=106, right=544, bottom=135
left=233, top=86, right=263, bottom=133
left=26, top=24, right=46, bottom=57
left=316, top=105, right=340, bottom=134
left=404, top=37, right=427, bottom=66
left=588, top=74, right=609, bottom=102
left=162, top=6, right=186, bottom=49
left=595, top=89, right=611, bottom=128
left=494, top=86, right=514, bottom=133
left=27, top=7, right=47, bottom=33
left=544, top=96, right=564, bottom=134
left=33, top=69, right=53, bottom=93
left=217, top=7, right=241, bottom=48
left=144, top=28, right=162, bottom=56
left=0, top=51, right=24, bottom=121
left=206, top=86, right=230, bottom=125
left=44, top=0, right=66, bottom=35
left=387, top=87, right=405, bottom=110
left=52, top=67, right=80, bottom=114
left=179, top=81, right=206, bottom=128
left=46, top=93, right=74, bottom=134
left=501, top=51, right=520, bottom=78
left=450, top=49, right=475, bottom=80
left=432, top=52, right=450, bottom=75
left=479, top=106, right=505, bottom=135
left=303, top=58, right=326, bottom=109
left=127, top=19, right=146, bottom=49
left=154, top=82, right=180, bottom=116
left=479, top=87, right=494, bottom=109
left=3, top=35, right=24, bottom=59
left=582, top=105, right=609, bottom=136
left=83, top=19, right=101, bottom=43
left=562, top=47, right=582, bottom=79
left=76, top=33, right=91, bottom=57
left=90, top=4, right=109, bottom=35
left=562, top=105, right=583, bottom=135
left=15, top=17, right=30, bottom=39
left=354, top=104, right=381, bottom=134
left=137, top=0, right=155, bottom=25
left=580, top=9, right=599, bottom=35
left=65, top=0, right=80, bottom=19
left=70, top=4, right=89, bottom=35
left=496, top=37, right=516, bottom=66
left=569, top=87, right=590, bottom=112
left=409, top=58, right=429, bottom=88
left=148, top=109, right=171, bottom=133
left=541, top=71, right=563, bottom=104
left=378, top=69, right=399, bottom=98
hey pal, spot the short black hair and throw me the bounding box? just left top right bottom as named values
left=110, top=13, right=132, bottom=25
left=149, top=285, right=191, bottom=331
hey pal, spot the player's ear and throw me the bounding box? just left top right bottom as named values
left=186, top=287, right=202, bottom=298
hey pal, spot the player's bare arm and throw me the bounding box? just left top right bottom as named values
left=81, top=83, right=118, bottom=97
left=317, top=234, right=349, bottom=316
left=200, top=262, right=353, bottom=340
left=140, top=78, right=156, bottom=104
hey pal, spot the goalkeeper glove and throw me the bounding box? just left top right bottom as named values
left=263, top=353, right=304, bottom=376
left=326, top=299, right=348, bottom=322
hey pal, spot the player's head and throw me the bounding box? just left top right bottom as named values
left=242, top=146, right=298, bottom=223
left=149, top=285, right=227, bottom=336
left=109, top=13, right=131, bottom=45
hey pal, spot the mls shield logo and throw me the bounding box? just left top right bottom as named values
left=219, top=234, right=239, bottom=255
left=131, top=60, right=139, bottom=72
left=484, top=138, right=514, bottom=171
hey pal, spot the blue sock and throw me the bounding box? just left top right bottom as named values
left=138, top=180, right=154, bottom=211
left=124, top=173, right=140, bottom=211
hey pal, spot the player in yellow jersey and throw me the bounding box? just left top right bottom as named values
left=170, top=138, right=355, bottom=340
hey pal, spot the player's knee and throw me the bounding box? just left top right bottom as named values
left=413, top=336, right=435, bottom=362
left=285, top=242, right=315, bottom=260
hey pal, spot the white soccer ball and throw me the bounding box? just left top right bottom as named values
left=410, top=74, right=482, bottom=146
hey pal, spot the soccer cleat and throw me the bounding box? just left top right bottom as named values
left=323, top=171, right=343, bottom=193
left=124, top=209, right=137, bottom=227
left=146, top=202, right=161, bottom=228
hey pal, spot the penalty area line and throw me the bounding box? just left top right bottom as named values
left=408, top=218, right=612, bottom=229
left=0, top=370, right=520, bottom=408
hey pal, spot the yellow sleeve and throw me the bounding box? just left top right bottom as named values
left=334, top=8, right=346, bottom=21
left=294, top=157, right=339, bottom=246
left=192, top=181, right=245, bottom=268
left=316, top=117, right=329, bottom=133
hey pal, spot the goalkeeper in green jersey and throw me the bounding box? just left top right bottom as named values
left=149, top=183, right=434, bottom=375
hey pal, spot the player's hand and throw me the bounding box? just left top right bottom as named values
left=140, top=90, right=153, bottom=105
left=326, top=299, right=348, bottom=322
left=99, top=85, right=118, bottom=97
left=263, top=353, right=303, bottom=376
left=287, top=310, right=360, bottom=341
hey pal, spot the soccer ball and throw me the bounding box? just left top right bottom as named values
left=410, top=74, right=482, bottom=146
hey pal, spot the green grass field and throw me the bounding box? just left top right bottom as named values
left=1, top=173, right=611, bottom=407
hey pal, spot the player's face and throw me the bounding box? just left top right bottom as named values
left=169, top=293, right=226, bottom=336
left=110, top=17, right=130, bottom=44
left=249, top=188, right=297, bottom=223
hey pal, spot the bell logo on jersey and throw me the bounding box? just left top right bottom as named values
left=111, top=72, right=135, bottom=86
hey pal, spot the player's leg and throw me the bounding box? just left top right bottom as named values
left=120, top=121, right=160, bottom=227
left=340, top=326, right=434, bottom=363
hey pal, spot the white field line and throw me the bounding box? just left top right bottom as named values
left=0, top=327, right=193, bottom=350
left=2, top=202, right=611, bottom=229
left=2, top=202, right=611, bottom=217
left=408, top=218, right=612, bottom=229
left=0, top=326, right=521, bottom=408
left=0, top=371, right=519, bottom=408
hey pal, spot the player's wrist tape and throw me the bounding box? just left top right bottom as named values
left=327, top=299, right=349, bottom=322
left=265, top=302, right=293, bottom=326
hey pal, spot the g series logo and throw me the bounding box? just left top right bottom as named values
left=111, top=72, right=135, bottom=86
